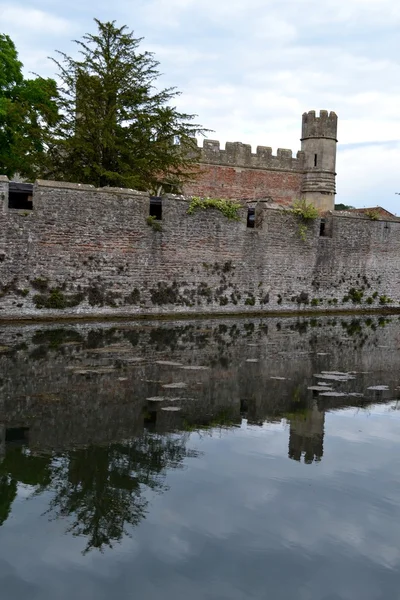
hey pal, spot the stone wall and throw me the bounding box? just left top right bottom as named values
left=0, top=177, right=400, bottom=320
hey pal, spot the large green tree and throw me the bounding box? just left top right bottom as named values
left=50, top=19, right=207, bottom=192
left=0, top=34, right=58, bottom=179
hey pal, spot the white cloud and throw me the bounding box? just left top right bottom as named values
left=138, top=0, right=194, bottom=28
left=337, top=143, right=400, bottom=211
left=146, top=44, right=219, bottom=68
left=0, top=4, right=73, bottom=35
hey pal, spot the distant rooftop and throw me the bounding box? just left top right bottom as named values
left=346, top=207, right=396, bottom=218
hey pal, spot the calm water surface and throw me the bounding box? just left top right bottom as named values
left=0, top=315, right=400, bottom=599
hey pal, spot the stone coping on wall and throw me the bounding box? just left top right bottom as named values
left=2, top=175, right=399, bottom=224
left=35, top=179, right=150, bottom=197
left=1, top=176, right=150, bottom=197
left=329, top=210, right=400, bottom=223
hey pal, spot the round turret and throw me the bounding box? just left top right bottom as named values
left=301, top=110, right=338, bottom=212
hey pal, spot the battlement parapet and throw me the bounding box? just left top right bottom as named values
left=301, top=110, right=338, bottom=141
left=195, top=139, right=305, bottom=171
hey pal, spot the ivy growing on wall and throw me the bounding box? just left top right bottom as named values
left=290, top=199, right=319, bottom=241
left=187, top=197, right=241, bottom=220
left=146, top=215, right=162, bottom=231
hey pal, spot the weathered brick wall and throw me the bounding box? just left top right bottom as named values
left=183, top=164, right=304, bottom=204
left=182, top=141, right=305, bottom=203
left=181, top=110, right=338, bottom=210
left=0, top=177, right=400, bottom=319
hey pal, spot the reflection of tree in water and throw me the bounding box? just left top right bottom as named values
left=43, top=431, right=199, bottom=554
left=0, top=431, right=198, bottom=553
left=0, top=446, right=52, bottom=525
left=0, top=475, right=17, bottom=526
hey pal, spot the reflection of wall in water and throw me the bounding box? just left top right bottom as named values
left=288, top=403, right=325, bottom=464
left=0, top=317, right=398, bottom=455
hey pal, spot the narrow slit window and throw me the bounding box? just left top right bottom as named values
left=383, top=223, right=390, bottom=241
left=149, top=196, right=162, bottom=220
left=9, top=182, right=33, bottom=210
left=314, top=154, right=318, bottom=167
left=319, top=219, right=326, bottom=236
left=247, top=207, right=255, bottom=228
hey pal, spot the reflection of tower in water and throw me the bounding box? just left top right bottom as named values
left=0, top=425, right=5, bottom=464
left=288, top=403, right=325, bottom=464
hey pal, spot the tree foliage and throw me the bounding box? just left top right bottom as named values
left=0, top=34, right=58, bottom=179
left=334, top=203, right=355, bottom=211
left=49, top=19, right=207, bottom=192
left=291, top=199, right=319, bottom=220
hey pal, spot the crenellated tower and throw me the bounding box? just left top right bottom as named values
left=301, top=110, right=338, bottom=212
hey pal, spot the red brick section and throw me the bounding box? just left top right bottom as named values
left=183, top=164, right=304, bottom=205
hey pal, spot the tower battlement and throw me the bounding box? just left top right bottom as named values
left=301, top=110, right=338, bottom=141
left=183, top=110, right=338, bottom=210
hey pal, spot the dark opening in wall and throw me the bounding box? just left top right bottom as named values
left=143, top=410, right=157, bottom=431
left=150, top=196, right=162, bottom=220
left=5, top=427, right=29, bottom=444
left=320, top=219, right=326, bottom=236
left=314, top=154, right=318, bottom=167
left=383, top=222, right=390, bottom=241
left=8, top=182, right=33, bottom=210
left=247, top=207, right=255, bottom=228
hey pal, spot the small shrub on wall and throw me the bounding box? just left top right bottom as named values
left=187, top=197, right=241, bottom=220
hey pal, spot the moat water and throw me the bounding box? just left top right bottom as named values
left=0, top=315, right=400, bottom=599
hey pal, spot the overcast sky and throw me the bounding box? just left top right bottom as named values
left=1, top=0, right=399, bottom=211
